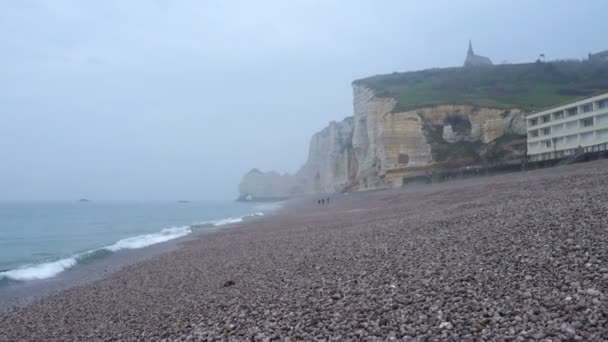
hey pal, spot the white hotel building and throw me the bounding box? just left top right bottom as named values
left=526, top=92, right=608, bottom=161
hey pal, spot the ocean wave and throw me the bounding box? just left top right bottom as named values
left=211, top=217, right=243, bottom=226
left=195, top=212, right=263, bottom=228
left=0, top=257, right=78, bottom=281
left=0, top=227, right=191, bottom=282
left=105, top=226, right=191, bottom=252
left=0, top=210, right=268, bottom=283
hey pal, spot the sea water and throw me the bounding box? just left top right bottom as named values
left=0, top=200, right=277, bottom=283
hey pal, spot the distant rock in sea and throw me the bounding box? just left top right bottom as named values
left=78, top=199, right=90, bottom=202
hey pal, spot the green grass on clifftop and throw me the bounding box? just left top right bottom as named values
left=355, top=60, right=608, bottom=112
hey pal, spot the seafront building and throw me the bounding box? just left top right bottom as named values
left=526, top=92, right=608, bottom=161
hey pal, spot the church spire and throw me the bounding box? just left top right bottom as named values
left=464, top=40, right=493, bottom=67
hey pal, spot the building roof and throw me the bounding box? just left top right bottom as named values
left=589, top=50, right=608, bottom=59
left=526, top=90, right=608, bottom=117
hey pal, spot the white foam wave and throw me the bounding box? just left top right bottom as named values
left=105, top=226, right=191, bottom=252
left=0, top=210, right=269, bottom=282
left=0, top=257, right=78, bottom=281
left=201, top=212, right=265, bottom=227
left=211, top=217, right=243, bottom=226
left=0, top=226, right=192, bottom=282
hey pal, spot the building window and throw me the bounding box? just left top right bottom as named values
left=581, top=132, right=594, bottom=142
left=567, top=107, right=578, bottom=116
left=598, top=99, right=608, bottom=109
left=529, top=118, right=538, bottom=126
left=541, top=127, right=551, bottom=136
left=553, top=111, right=564, bottom=120
left=565, top=135, right=578, bottom=145
left=542, top=115, right=550, bottom=123
left=545, top=140, right=552, bottom=148
left=581, top=103, right=593, bottom=113
left=566, top=121, right=578, bottom=130
left=529, top=130, right=539, bottom=138
left=581, top=117, right=594, bottom=127
left=553, top=124, right=564, bottom=133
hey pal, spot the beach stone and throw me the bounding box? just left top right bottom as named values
left=585, top=289, right=601, bottom=297
left=3, top=160, right=608, bottom=340
left=439, top=322, right=453, bottom=330
left=560, top=323, right=576, bottom=336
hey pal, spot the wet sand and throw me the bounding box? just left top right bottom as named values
left=2, top=160, right=608, bottom=341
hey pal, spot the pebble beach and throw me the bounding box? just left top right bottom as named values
left=2, top=160, right=608, bottom=341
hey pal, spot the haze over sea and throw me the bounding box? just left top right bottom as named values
left=0, top=200, right=274, bottom=283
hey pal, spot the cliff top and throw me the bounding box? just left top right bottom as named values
left=354, top=60, right=608, bottom=112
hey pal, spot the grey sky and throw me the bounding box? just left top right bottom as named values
left=1, top=0, right=606, bottom=200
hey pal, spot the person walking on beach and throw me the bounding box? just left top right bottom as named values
left=321, top=198, right=325, bottom=205
left=326, top=197, right=330, bottom=205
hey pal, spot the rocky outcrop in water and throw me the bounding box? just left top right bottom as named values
left=237, top=169, right=297, bottom=201
left=238, top=84, right=526, bottom=199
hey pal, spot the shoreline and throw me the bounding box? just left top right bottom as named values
left=2, top=160, right=608, bottom=340
left=0, top=206, right=283, bottom=311
left=0, top=232, right=189, bottom=310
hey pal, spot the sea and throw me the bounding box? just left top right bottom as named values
left=0, top=200, right=278, bottom=284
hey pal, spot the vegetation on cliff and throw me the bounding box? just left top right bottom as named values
left=355, top=60, right=608, bottom=112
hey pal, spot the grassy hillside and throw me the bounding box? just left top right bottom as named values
left=355, top=60, right=608, bottom=112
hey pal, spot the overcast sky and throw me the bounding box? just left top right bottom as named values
left=1, top=0, right=607, bottom=200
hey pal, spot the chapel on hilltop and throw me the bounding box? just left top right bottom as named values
left=464, top=40, right=493, bottom=67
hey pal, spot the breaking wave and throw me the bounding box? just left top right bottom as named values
left=0, top=257, right=78, bottom=281
left=0, top=211, right=266, bottom=283
left=105, top=226, right=191, bottom=252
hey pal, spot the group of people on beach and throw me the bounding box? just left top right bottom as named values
left=317, top=197, right=330, bottom=206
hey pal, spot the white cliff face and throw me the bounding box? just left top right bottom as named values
left=238, top=85, right=527, bottom=199
left=351, top=84, right=398, bottom=189
left=296, top=117, right=355, bottom=194
left=504, top=110, right=527, bottom=136
left=412, top=105, right=524, bottom=143
left=443, top=125, right=465, bottom=143
left=237, top=169, right=297, bottom=201
left=378, top=111, right=433, bottom=169
left=347, top=91, right=526, bottom=190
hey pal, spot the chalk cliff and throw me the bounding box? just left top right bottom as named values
left=295, top=117, right=356, bottom=194
left=238, top=84, right=526, bottom=200
left=237, top=169, right=298, bottom=201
